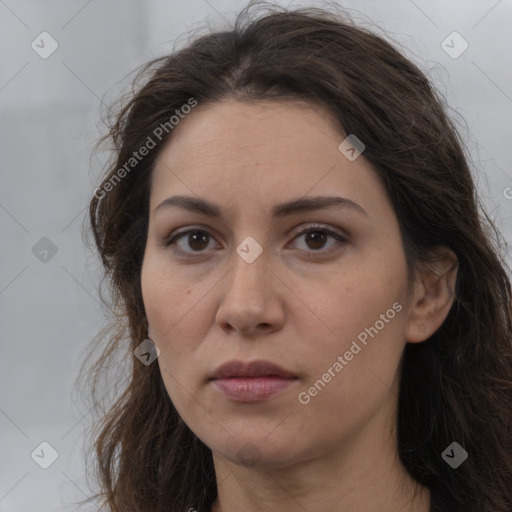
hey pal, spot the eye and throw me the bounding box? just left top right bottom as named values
left=163, top=224, right=347, bottom=258
left=164, top=228, right=219, bottom=256
left=288, top=224, right=347, bottom=254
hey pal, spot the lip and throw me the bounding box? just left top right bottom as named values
left=209, top=360, right=298, bottom=402
left=210, top=359, right=297, bottom=379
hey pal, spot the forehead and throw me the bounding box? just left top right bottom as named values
left=153, top=99, right=339, bottom=171
left=149, top=98, right=384, bottom=217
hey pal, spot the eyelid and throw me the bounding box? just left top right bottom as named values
left=288, top=223, right=347, bottom=241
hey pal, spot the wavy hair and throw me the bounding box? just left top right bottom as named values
left=78, top=2, right=512, bottom=511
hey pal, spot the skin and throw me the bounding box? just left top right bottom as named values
left=140, top=98, right=458, bottom=512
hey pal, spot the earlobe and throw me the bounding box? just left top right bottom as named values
left=405, top=248, right=458, bottom=343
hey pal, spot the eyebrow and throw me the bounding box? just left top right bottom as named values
left=154, top=195, right=367, bottom=219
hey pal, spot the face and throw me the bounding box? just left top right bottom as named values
left=141, top=98, right=414, bottom=468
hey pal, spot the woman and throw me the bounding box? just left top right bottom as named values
left=80, top=2, right=512, bottom=511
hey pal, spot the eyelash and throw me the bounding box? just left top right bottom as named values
left=163, top=224, right=347, bottom=258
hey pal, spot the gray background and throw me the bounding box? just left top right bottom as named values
left=1, top=1, right=511, bottom=510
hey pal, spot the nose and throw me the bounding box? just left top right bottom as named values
left=215, top=250, right=286, bottom=336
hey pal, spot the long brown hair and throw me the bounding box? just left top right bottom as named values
left=78, top=2, right=512, bottom=510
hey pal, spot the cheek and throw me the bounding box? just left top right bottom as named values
left=296, top=294, right=406, bottom=439
left=312, top=259, right=408, bottom=350
left=141, top=264, right=209, bottom=412
left=301, top=288, right=406, bottom=393
left=140, top=255, right=229, bottom=391
left=297, top=251, right=409, bottom=402
left=141, top=248, right=204, bottom=336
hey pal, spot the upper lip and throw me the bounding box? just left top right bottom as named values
left=209, top=359, right=297, bottom=379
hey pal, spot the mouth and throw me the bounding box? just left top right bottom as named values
left=209, top=359, right=298, bottom=402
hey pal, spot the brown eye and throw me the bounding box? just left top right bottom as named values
left=290, top=225, right=346, bottom=253
left=186, top=231, right=210, bottom=251
left=165, top=229, right=218, bottom=255
left=304, top=230, right=329, bottom=250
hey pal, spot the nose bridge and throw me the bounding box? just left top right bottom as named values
left=227, top=242, right=269, bottom=300
left=215, top=241, right=284, bottom=333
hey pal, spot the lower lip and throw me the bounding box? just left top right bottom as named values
left=211, top=377, right=297, bottom=402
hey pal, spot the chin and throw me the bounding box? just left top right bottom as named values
left=209, top=432, right=303, bottom=469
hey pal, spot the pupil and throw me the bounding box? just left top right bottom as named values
left=306, top=231, right=326, bottom=249
left=189, top=231, right=208, bottom=251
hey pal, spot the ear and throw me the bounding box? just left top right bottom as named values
left=405, top=247, right=458, bottom=343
